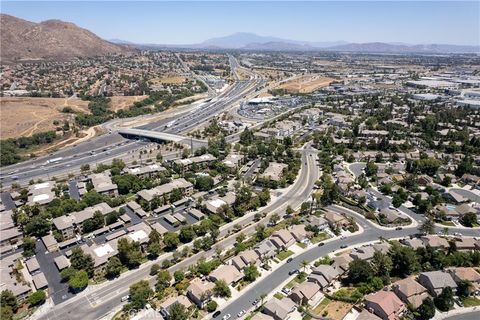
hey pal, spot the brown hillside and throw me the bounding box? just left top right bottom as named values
left=0, top=14, right=135, bottom=62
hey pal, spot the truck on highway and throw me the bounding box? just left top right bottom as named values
left=45, top=157, right=63, bottom=164
left=165, top=120, right=176, bottom=128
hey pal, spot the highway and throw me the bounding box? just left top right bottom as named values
left=0, top=56, right=262, bottom=187
left=37, top=145, right=319, bottom=320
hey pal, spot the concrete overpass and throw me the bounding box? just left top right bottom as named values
left=118, top=128, right=207, bottom=148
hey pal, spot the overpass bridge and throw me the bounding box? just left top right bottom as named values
left=118, top=128, right=207, bottom=148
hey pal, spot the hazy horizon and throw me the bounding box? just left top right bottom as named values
left=1, top=1, right=479, bottom=46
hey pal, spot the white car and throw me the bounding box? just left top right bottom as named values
left=237, top=310, right=246, bottom=317
left=222, top=314, right=231, bottom=320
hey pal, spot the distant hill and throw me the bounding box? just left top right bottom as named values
left=124, top=32, right=478, bottom=54
left=325, top=42, right=479, bottom=54
left=0, top=14, right=135, bottom=63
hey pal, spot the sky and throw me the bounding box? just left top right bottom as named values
left=1, top=1, right=479, bottom=46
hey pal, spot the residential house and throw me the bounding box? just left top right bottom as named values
left=159, top=295, right=192, bottom=319
left=392, top=277, right=430, bottom=309
left=417, top=271, right=458, bottom=297
left=324, top=211, right=349, bottom=229
left=421, top=235, right=450, bottom=250
left=365, top=290, right=406, bottom=320
left=289, top=225, right=310, bottom=242
left=255, top=239, right=277, bottom=259
left=231, top=249, right=260, bottom=271
left=209, top=264, right=243, bottom=286
left=27, top=181, right=56, bottom=205
left=447, top=267, right=480, bottom=293
left=124, top=164, right=166, bottom=179
left=263, top=297, right=296, bottom=320
left=259, top=163, right=288, bottom=182
left=187, top=278, right=214, bottom=308
left=289, top=282, right=322, bottom=306
left=270, top=229, right=295, bottom=250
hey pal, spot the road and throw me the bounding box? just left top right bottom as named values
left=444, top=311, right=480, bottom=320
left=0, top=56, right=262, bottom=187
left=221, top=204, right=480, bottom=319
left=37, top=145, right=319, bottom=320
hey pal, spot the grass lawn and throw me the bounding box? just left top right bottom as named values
left=274, top=292, right=284, bottom=300
left=285, top=279, right=297, bottom=289
left=312, top=297, right=331, bottom=315
left=277, top=250, right=294, bottom=261
left=311, top=232, right=329, bottom=244
left=440, top=221, right=456, bottom=226
left=462, top=297, right=480, bottom=307
left=297, top=242, right=307, bottom=249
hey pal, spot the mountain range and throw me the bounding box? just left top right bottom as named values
left=1, top=14, right=478, bottom=63
left=0, top=14, right=134, bottom=63
left=114, top=32, right=479, bottom=54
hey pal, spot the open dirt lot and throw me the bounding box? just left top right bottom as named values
left=151, top=75, right=189, bottom=85
left=109, top=95, right=147, bottom=112
left=0, top=96, right=148, bottom=139
left=320, top=300, right=353, bottom=320
left=278, top=75, right=335, bottom=93
left=0, top=97, right=89, bottom=139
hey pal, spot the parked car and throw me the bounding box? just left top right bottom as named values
left=395, top=227, right=403, bottom=230
left=340, top=244, right=348, bottom=249
left=237, top=310, right=246, bottom=317
left=222, top=314, right=231, bottom=320
left=286, top=257, right=293, bottom=263
left=318, top=242, right=325, bottom=247
left=120, top=295, right=130, bottom=302
left=212, top=311, right=221, bottom=318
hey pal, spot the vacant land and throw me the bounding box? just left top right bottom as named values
left=320, top=300, right=353, bottom=320
left=0, top=97, right=88, bottom=139
left=1, top=96, right=149, bottom=139
left=152, top=75, right=189, bottom=85
left=277, top=75, right=334, bottom=93
left=109, top=95, right=147, bottom=112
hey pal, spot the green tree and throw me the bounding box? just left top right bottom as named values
left=155, top=270, right=172, bottom=294
left=214, top=280, right=231, bottom=297
left=365, top=160, right=378, bottom=177
left=347, top=259, right=373, bottom=284
left=206, top=300, right=218, bottom=312
left=244, top=264, right=260, bottom=282
left=460, top=212, right=478, bottom=227
left=27, top=290, right=46, bottom=306
left=0, top=290, right=17, bottom=311
left=169, top=302, right=189, bottom=319
left=22, top=236, right=36, bottom=257
left=419, top=216, right=435, bottom=235
left=163, top=232, right=180, bottom=251
left=434, top=287, right=454, bottom=311
left=389, top=243, right=420, bottom=277
left=371, top=251, right=393, bottom=281
left=457, top=280, right=473, bottom=298
left=179, top=226, right=196, bottom=243
left=128, top=280, right=153, bottom=310
left=150, top=264, right=160, bottom=276
left=416, top=297, right=436, bottom=320
left=174, top=270, right=185, bottom=283
left=0, top=306, right=13, bottom=320
left=70, top=247, right=94, bottom=277
left=117, top=238, right=143, bottom=268
left=60, top=267, right=78, bottom=282
left=68, top=270, right=89, bottom=291
left=195, top=175, right=214, bottom=191
left=105, top=257, right=123, bottom=279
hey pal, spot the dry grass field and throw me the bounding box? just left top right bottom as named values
left=152, top=75, right=189, bottom=85
left=278, top=75, right=335, bottom=93
left=0, top=96, right=148, bottom=139
left=0, top=97, right=88, bottom=139
left=109, top=95, right=147, bottom=112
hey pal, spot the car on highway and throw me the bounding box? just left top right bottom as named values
left=120, top=295, right=130, bottom=302
left=212, top=311, right=221, bottom=318
left=286, top=257, right=293, bottom=263
left=222, top=314, right=231, bottom=320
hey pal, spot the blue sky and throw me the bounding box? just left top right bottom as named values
left=2, top=1, right=479, bottom=45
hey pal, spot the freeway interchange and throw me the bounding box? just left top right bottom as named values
left=0, top=57, right=262, bottom=187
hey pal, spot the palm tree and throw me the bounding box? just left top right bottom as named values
left=260, top=293, right=267, bottom=305
left=300, top=260, right=309, bottom=273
